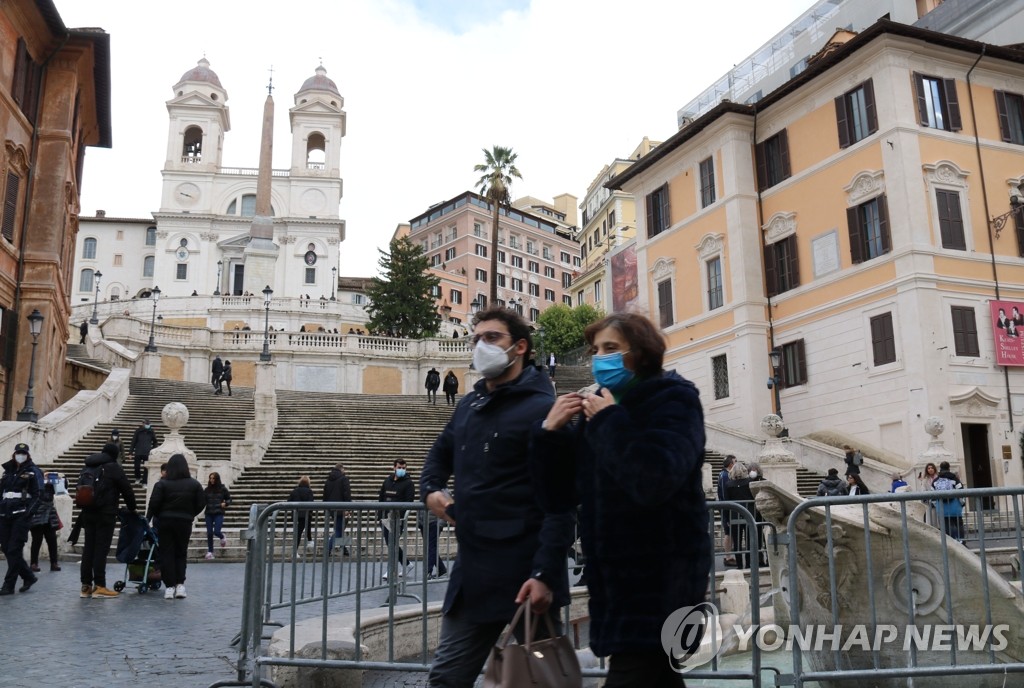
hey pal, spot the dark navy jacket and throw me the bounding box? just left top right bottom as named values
left=420, top=365, right=574, bottom=624
left=529, top=371, right=711, bottom=657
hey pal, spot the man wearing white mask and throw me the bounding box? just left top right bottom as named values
left=420, top=307, right=574, bottom=688
left=0, top=442, right=43, bottom=595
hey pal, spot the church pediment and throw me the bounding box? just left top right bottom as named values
left=218, top=232, right=251, bottom=249
left=168, top=93, right=223, bottom=108
left=290, top=100, right=342, bottom=115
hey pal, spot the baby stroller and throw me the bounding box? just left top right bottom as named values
left=114, top=509, right=162, bottom=594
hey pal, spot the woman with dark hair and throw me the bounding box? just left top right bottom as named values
left=203, top=472, right=231, bottom=560
left=289, top=475, right=316, bottom=552
left=846, top=472, right=870, bottom=496
left=530, top=312, right=710, bottom=687
left=146, top=454, right=204, bottom=600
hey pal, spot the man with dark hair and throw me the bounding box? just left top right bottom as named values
left=80, top=442, right=136, bottom=598
left=130, top=420, right=159, bottom=485
left=718, top=454, right=737, bottom=565
left=379, top=459, right=415, bottom=579
left=323, top=463, right=352, bottom=556
left=79, top=321, right=88, bottom=345
left=211, top=355, right=224, bottom=394
left=0, top=443, right=43, bottom=595
left=420, top=306, right=573, bottom=687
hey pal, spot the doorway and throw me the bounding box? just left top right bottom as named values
left=962, top=423, right=993, bottom=509
left=233, top=264, right=244, bottom=295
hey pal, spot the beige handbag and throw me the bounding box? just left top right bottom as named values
left=483, top=599, right=583, bottom=688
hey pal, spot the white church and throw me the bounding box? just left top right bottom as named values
left=75, top=58, right=347, bottom=303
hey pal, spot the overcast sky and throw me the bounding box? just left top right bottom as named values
left=57, top=0, right=815, bottom=277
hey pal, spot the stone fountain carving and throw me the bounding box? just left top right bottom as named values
left=758, top=414, right=798, bottom=494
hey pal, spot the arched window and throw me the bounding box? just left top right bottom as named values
left=143, top=256, right=154, bottom=277
left=182, top=126, right=203, bottom=162
left=82, top=238, right=97, bottom=259
left=306, top=132, right=326, bottom=170
left=145, top=226, right=156, bottom=246
left=79, top=268, right=94, bottom=292
left=240, top=194, right=257, bottom=217
left=110, top=287, right=120, bottom=301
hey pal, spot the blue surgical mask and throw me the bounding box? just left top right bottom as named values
left=395, top=468, right=407, bottom=479
left=591, top=351, right=634, bottom=391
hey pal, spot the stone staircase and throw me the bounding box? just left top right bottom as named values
left=66, top=343, right=113, bottom=372
left=552, top=364, right=592, bottom=393
left=706, top=452, right=826, bottom=499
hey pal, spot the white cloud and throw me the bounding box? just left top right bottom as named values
left=56, top=0, right=815, bottom=277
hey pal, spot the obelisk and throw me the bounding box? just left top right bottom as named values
left=242, top=79, right=280, bottom=295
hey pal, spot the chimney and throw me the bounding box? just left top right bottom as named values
left=96, top=210, right=106, bottom=218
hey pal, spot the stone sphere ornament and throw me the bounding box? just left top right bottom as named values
left=760, top=414, right=784, bottom=438
left=161, top=402, right=189, bottom=432
left=924, top=416, right=945, bottom=439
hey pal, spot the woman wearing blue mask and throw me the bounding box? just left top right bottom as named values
left=530, top=312, right=711, bottom=687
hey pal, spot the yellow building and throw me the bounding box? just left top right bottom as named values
left=573, top=138, right=658, bottom=309
left=609, top=20, right=1024, bottom=486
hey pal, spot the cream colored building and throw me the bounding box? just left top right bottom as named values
left=610, top=21, right=1024, bottom=487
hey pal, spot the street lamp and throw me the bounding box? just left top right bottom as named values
left=89, top=270, right=103, bottom=324
left=214, top=260, right=223, bottom=296
left=470, top=298, right=481, bottom=316
left=260, top=285, right=273, bottom=362
left=144, top=286, right=161, bottom=353
left=330, top=266, right=337, bottom=301
left=16, top=309, right=44, bottom=423
left=768, top=347, right=783, bottom=420
left=991, top=183, right=1024, bottom=239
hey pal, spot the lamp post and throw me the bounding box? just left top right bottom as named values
left=16, top=309, right=44, bottom=422
left=768, top=347, right=783, bottom=420
left=214, top=260, right=223, bottom=296
left=144, top=286, right=161, bottom=353
left=260, top=285, right=273, bottom=362
left=990, top=183, right=1024, bottom=239
left=89, top=270, right=103, bottom=324
left=330, top=267, right=337, bottom=301
left=470, top=298, right=481, bottom=317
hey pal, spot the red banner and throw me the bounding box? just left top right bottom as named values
left=991, top=300, right=1024, bottom=366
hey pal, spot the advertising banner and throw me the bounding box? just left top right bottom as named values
left=990, top=300, right=1024, bottom=366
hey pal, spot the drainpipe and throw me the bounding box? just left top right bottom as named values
left=752, top=106, right=779, bottom=414
left=6, top=31, right=70, bottom=419
left=966, top=46, right=1014, bottom=433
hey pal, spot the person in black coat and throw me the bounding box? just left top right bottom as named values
left=441, top=371, right=459, bottom=406
left=202, top=472, right=231, bottom=559
left=378, top=459, right=415, bottom=576
left=322, top=464, right=351, bottom=555
left=288, top=475, right=315, bottom=551
left=421, top=307, right=574, bottom=687
left=130, top=420, right=159, bottom=485
left=530, top=312, right=710, bottom=687
left=79, top=320, right=88, bottom=344
left=1, top=443, right=44, bottom=595
left=211, top=356, right=224, bottom=394
left=29, top=480, right=61, bottom=572
left=725, top=461, right=766, bottom=570
left=146, top=453, right=205, bottom=599
left=79, top=442, right=137, bottom=598
left=424, top=368, right=441, bottom=405
left=217, top=361, right=233, bottom=396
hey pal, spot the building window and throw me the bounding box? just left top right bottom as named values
left=657, top=279, right=673, bottom=328
left=544, top=266, right=555, bottom=278
left=352, top=293, right=367, bottom=305
left=529, top=307, right=539, bottom=322
left=699, top=157, right=716, bottom=208
left=497, top=250, right=506, bottom=263
left=511, top=255, right=523, bottom=268
left=847, top=195, right=891, bottom=263
left=143, top=255, right=154, bottom=277
left=116, top=230, right=124, bottom=240
left=429, top=254, right=440, bottom=267
left=543, top=247, right=553, bottom=260
left=836, top=80, right=878, bottom=148
left=870, top=312, right=896, bottom=366
left=996, top=91, right=1024, bottom=144
left=82, top=237, right=97, bottom=259
left=563, top=295, right=572, bottom=306
left=608, top=210, right=616, bottom=228
left=646, top=183, right=671, bottom=238
left=511, top=277, right=523, bottom=292
left=560, top=251, right=571, bottom=263
left=113, top=254, right=123, bottom=267
left=445, top=247, right=456, bottom=261
left=527, top=240, right=536, bottom=255
left=473, top=222, right=484, bottom=237
left=429, top=285, right=441, bottom=298
left=936, top=190, right=966, bottom=250
left=475, top=244, right=488, bottom=258
left=303, top=267, right=315, bottom=284
left=176, top=263, right=188, bottom=280
left=712, top=354, right=729, bottom=400
left=79, top=269, right=95, bottom=292
left=528, top=260, right=539, bottom=273
left=574, top=257, right=581, bottom=267
left=562, top=272, right=572, bottom=289
left=476, top=268, right=487, bottom=282
left=144, top=226, right=156, bottom=246
left=593, top=280, right=602, bottom=303
left=756, top=130, right=791, bottom=190
left=914, top=73, right=961, bottom=132
left=764, top=235, right=799, bottom=296
left=707, top=256, right=723, bottom=310
left=2, top=172, right=21, bottom=243
left=497, top=274, right=506, bottom=288
left=475, top=294, right=487, bottom=308
left=780, top=339, right=807, bottom=388
left=951, top=305, right=979, bottom=357
left=545, top=288, right=555, bottom=302
left=529, top=283, right=539, bottom=297
left=240, top=194, right=257, bottom=217
left=450, top=289, right=462, bottom=305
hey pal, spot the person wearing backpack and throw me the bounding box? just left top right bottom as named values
left=843, top=445, right=863, bottom=476
left=424, top=367, right=440, bottom=405
left=147, top=454, right=205, bottom=600
left=932, top=461, right=966, bottom=544
left=442, top=371, right=459, bottom=406
left=79, top=442, right=137, bottom=599
left=1, top=442, right=43, bottom=595
left=816, top=468, right=849, bottom=497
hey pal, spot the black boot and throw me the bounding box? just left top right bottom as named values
left=19, top=575, right=38, bottom=592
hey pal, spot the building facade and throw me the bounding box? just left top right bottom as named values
left=611, top=21, right=1024, bottom=486
left=407, top=191, right=581, bottom=326
left=0, top=0, right=111, bottom=419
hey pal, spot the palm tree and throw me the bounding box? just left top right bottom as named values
left=474, top=146, right=522, bottom=306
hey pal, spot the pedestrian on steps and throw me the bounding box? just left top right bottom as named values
left=378, top=459, right=414, bottom=579
left=322, top=463, right=351, bottom=556
left=425, top=368, right=440, bottom=405
left=288, top=476, right=315, bottom=552
left=80, top=442, right=137, bottom=599
left=79, top=321, right=88, bottom=345
left=203, top=472, right=231, bottom=560
left=219, top=361, right=233, bottom=397
left=130, top=420, right=159, bottom=486
left=146, top=454, right=205, bottom=600
left=211, top=355, right=224, bottom=394
left=442, top=371, right=459, bottom=406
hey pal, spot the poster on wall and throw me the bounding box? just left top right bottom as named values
left=990, top=299, right=1024, bottom=366
left=611, top=244, right=638, bottom=313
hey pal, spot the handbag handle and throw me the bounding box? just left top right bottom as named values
left=496, top=598, right=560, bottom=651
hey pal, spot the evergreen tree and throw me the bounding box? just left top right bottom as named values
left=364, top=236, right=441, bottom=338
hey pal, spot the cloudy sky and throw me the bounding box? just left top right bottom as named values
left=57, top=0, right=815, bottom=277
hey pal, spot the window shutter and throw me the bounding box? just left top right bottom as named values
left=1015, top=204, right=1024, bottom=258
left=914, top=73, right=929, bottom=126
left=12, top=40, right=28, bottom=108
left=835, top=94, right=851, bottom=149
left=937, top=190, right=966, bottom=250
left=2, top=173, right=19, bottom=243
left=658, top=280, right=673, bottom=328
left=864, top=79, right=878, bottom=135
left=847, top=206, right=863, bottom=264
left=778, top=129, right=791, bottom=179
left=787, top=236, right=801, bottom=289
left=660, top=184, right=671, bottom=233
left=995, top=91, right=1012, bottom=142
left=755, top=141, right=767, bottom=190
left=645, top=192, right=655, bottom=238
left=764, top=243, right=778, bottom=297
left=795, top=340, right=807, bottom=384
left=870, top=316, right=884, bottom=363
left=944, top=78, right=962, bottom=131
left=877, top=195, right=891, bottom=253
